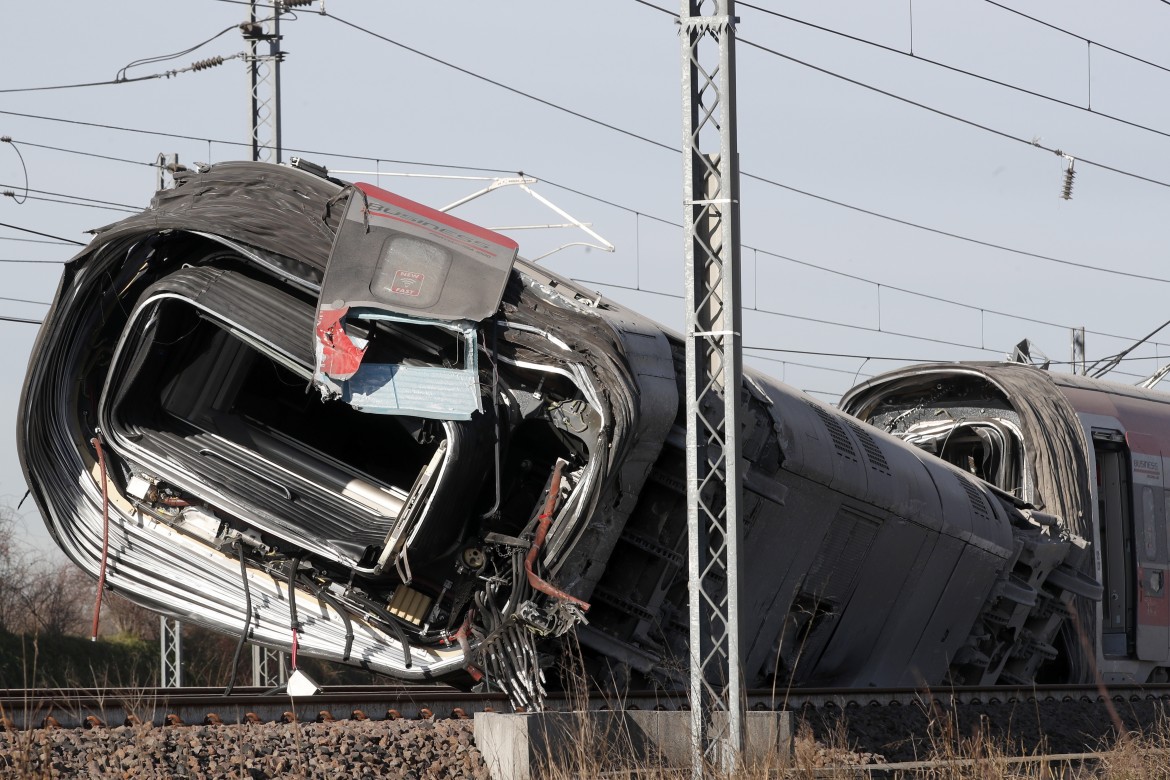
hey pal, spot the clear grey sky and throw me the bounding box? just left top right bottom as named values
left=2, top=0, right=1170, bottom=549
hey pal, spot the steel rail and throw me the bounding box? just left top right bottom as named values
left=0, top=683, right=1167, bottom=730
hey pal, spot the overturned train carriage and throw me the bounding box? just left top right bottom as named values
left=19, top=162, right=1099, bottom=703
left=842, top=363, right=1170, bottom=684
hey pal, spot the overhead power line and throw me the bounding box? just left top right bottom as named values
left=0, top=294, right=49, bottom=306
left=0, top=236, right=73, bottom=246
left=537, top=168, right=1168, bottom=348
left=0, top=314, right=43, bottom=325
left=0, top=184, right=138, bottom=210
left=0, top=53, right=244, bottom=95
left=573, top=277, right=1006, bottom=356
left=4, top=193, right=138, bottom=213
left=0, top=109, right=519, bottom=175
left=3, top=139, right=156, bottom=168
left=0, top=221, right=84, bottom=246
left=5, top=44, right=1169, bottom=295
left=318, top=12, right=1170, bottom=281
left=738, top=1, right=1170, bottom=147
left=983, top=1, right=1170, bottom=75
left=115, top=19, right=258, bottom=81
left=323, top=12, right=677, bottom=154
left=735, top=37, right=1170, bottom=191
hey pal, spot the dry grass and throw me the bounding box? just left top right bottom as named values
left=529, top=702, right=1170, bottom=779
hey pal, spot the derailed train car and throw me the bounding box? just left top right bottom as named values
left=19, top=161, right=1100, bottom=705
left=842, top=363, right=1170, bottom=684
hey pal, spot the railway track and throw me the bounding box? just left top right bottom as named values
left=1, top=682, right=1167, bottom=730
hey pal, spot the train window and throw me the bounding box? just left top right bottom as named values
left=899, top=419, right=1023, bottom=497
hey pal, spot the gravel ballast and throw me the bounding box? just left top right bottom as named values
left=0, top=718, right=491, bottom=779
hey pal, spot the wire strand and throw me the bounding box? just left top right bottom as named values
left=738, top=1, right=1170, bottom=148
left=0, top=220, right=84, bottom=245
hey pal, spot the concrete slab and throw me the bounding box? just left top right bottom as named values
left=474, top=710, right=792, bottom=779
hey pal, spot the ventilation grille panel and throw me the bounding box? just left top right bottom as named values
left=808, top=402, right=857, bottom=462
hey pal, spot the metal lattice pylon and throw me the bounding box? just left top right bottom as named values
left=245, top=1, right=283, bottom=163
left=252, top=645, right=288, bottom=688
left=680, top=0, right=745, bottom=774
left=159, top=616, right=183, bottom=687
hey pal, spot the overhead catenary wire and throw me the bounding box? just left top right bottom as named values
left=323, top=12, right=678, bottom=154
left=0, top=52, right=245, bottom=95
left=572, top=277, right=1007, bottom=356
left=737, top=1, right=1170, bottom=148
left=735, top=37, right=1170, bottom=191
left=0, top=294, right=49, bottom=306
left=6, top=12, right=1167, bottom=356
left=7, top=114, right=1154, bottom=350
left=572, top=276, right=1170, bottom=382
left=534, top=174, right=1170, bottom=350
left=982, top=0, right=1170, bottom=76
left=3, top=192, right=138, bottom=214
left=0, top=183, right=139, bottom=210
left=307, top=17, right=1170, bottom=281
left=0, top=236, right=73, bottom=246
left=0, top=220, right=84, bottom=245
left=114, top=18, right=267, bottom=81
left=2, top=138, right=157, bottom=169
left=0, top=313, right=43, bottom=325
left=0, top=109, right=519, bottom=175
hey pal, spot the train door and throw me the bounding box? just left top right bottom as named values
left=1094, top=429, right=1134, bottom=658
left=1126, top=432, right=1169, bottom=663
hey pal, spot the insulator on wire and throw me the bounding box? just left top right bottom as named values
left=190, top=56, right=225, bottom=72
left=1061, top=156, right=1076, bottom=200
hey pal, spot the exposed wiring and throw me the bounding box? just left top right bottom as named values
left=223, top=541, right=253, bottom=696
left=89, top=436, right=112, bottom=642
left=287, top=558, right=300, bottom=670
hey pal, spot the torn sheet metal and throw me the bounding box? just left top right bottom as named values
left=18, top=161, right=1104, bottom=709
left=313, top=183, right=516, bottom=418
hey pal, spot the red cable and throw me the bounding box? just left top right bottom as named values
left=524, top=462, right=590, bottom=611
left=89, top=436, right=111, bottom=642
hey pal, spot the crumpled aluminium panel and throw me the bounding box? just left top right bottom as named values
left=19, top=162, right=1099, bottom=705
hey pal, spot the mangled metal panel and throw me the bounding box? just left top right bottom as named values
left=17, top=162, right=1106, bottom=709
left=314, top=183, right=518, bottom=420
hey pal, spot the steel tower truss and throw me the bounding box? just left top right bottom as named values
left=245, top=1, right=283, bottom=163
left=680, top=0, right=745, bottom=771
